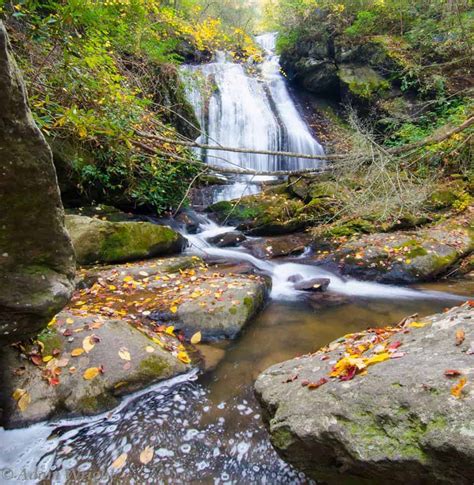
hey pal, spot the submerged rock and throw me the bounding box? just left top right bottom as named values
left=0, top=312, right=189, bottom=428
left=255, top=303, right=474, bottom=484
left=0, top=21, right=75, bottom=343
left=65, top=215, right=186, bottom=265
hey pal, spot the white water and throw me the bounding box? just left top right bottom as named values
left=183, top=33, right=324, bottom=173
left=183, top=215, right=462, bottom=301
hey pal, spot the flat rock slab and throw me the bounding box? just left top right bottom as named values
left=0, top=312, right=189, bottom=429
left=255, top=303, right=474, bottom=484
left=243, top=233, right=312, bottom=259
left=74, top=256, right=270, bottom=342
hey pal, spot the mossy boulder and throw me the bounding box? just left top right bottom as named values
left=207, top=193, right=309, bottom=236
left=0, top=311, right=190, bottom=428
left=323, top=215, right=473, bottom=283
left=255, top=303, right=474, bottom=484
left=338, top=64, right=391, bottom=100
left=65, top=215, right=186, bottom=265
left=0, top=21, right=75, bottom=344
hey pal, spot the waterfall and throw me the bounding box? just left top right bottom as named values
left=183, top=33, right=324, bottom=174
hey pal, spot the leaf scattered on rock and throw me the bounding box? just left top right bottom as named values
left=12, top=389, right=30, bottom=412
left=451, top=376, right=467, bottom=398
left=83, top=367, right=100, bottom=380
left=71, top=348, right=85, bottom=357
left=455, top=329, right=465, bottom=346
left=118, top=347, right=131, bottom=361
left=444, top=369, right=462, bottom=377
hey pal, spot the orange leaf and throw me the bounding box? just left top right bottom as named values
left=455, top=329, right=465, bottom=346
left=83, top=367, right=100, bottom=380
left=451, top=376, right=467, bottom=398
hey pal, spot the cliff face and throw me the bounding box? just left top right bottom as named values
left=0, top=21, right=75, bottom=344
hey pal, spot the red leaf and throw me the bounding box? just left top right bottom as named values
left=388, top=341, right=402, bottom=350
left=340, top=366, right=357, bottom=381
left=30, top=355, right=42, bottom=366
left=444, top=369, right=462, bottom=377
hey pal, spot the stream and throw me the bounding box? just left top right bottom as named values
left=0, top=33, right=473, bottom=485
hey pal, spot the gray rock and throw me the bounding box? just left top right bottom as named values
left=329, top=217, right=473, bottom=283
left=174, top=275, right=271, bottom=341
left=294, top=277, right=330, bottom=291
left=65, top=214, right=186, bottom=265
left=0, top=311, right=189, bottom=428
left=206, top=231, right=247, bottom=247
left=255, top=303, right=474, bottom=484
left=0, top=21, right=75, bottom=344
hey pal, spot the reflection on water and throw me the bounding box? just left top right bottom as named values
left=0, top=281, right=472, bottom=484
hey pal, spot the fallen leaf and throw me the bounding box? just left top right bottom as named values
left=12, top=388, right=26, bottom=401
left=118, top=347, right=131, bottom=361
left=165, top=326, right=175, bottom=335
left=145, top=346, right=155, bottom=353
left=451, top=376, right=467, bottom=398
left=17, top=392, right=31, bottom=412
left=83, top=367, right=100, bottom=380
left=66, top=318, right=74, bottom=324
left=408, top=322, right=428, bottom=328
left=364, top=352, right=391, bottom=366
left=190, top=331, right=202, bottom=345
left=139, top=446, right=154, bottom=465
left=170, top=306, right=178, bottom=314
left=307, top=378, right=328, bottom=389
left=71, top=348, right=85, bottom=357
left=455, top=329, right=465, bottom=346
left=444, top=369, right=462, bottom=377
left=177, top=351, right=191, bottom=364
left=83, top=335, right=96, bottom=353
left=42, top=355, right=53, bottom=363
left=111, top=453, right=127, bottom=470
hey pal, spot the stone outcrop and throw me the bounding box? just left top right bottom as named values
left=0, top=21, right=75, bottom=344
left=255, top=303, right=474, bottom=484
left=65, top=214, right=186, bottom=265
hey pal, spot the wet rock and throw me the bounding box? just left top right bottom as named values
left=0, top=21, right=75, bottom=344
left=306, top=291, right=349, bottom=310
left=0, top=312, right=189, bottom=428
left=174, top=210, right=207, bottom=234
left=66, top=205, right=135, bottom=223
left=243, top=233, right=312, bottom=259
left=255, top=303, right=474, bottom=484
left=65, top=215, right=186, bottom=265
left=206, top=231, right=247, bottom=247
left=294, top=278, right=330, bottom=292
left=325, top=214, right=473, bottom=283
left=172, top=275, right=271, bottom=341
left=287, top=274, right=304, bottom=283
left=197, top=344, right=227, bottom=372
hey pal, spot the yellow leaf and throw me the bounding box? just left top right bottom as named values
left=190, top=331, right=202, bottom=345
left=330, top=356, right=366, bottom=378
left=118, top=347, right=131, bottom=361
left=17, top=392, right=31, bottom=412
left=111, top=453, right=127, bottom=470
left=451, top=376, right=467, bottom=398
left=83, top=367, right=100, bottom=380
left=42, top=355, right=53, bottom=363
left=123, top=276, right=133, bottom=283
left=139, top=446, right=154, bottom=465
left=108, top=285, right=117, bottom=291
left=71, top=348, right=85, bottom=357
left=152, top=337, right=164, bottom=348
left=408, top=322, right=428, bottom=328
left=165, top=326, right=175, bottom=335
left=66, top=318, right=74, bottom=324
left=177, top=351, right=191, bottom=364
left=145, top=346, right=155, bottom=353
left=83, top=335, right=96, bottom=353
left=170, top=305, right=178, bottom=314
left=12, top=388, right=26, bottom=401
left=364, top=352, right=390, bottom=366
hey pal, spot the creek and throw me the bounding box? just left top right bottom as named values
left=0, top=33, right=472, bottom=485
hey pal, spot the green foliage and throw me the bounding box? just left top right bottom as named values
left=345, top=11, right=378, bottom=37
left=3, top=0, right=258, bottom=213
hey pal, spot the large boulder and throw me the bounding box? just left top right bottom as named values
left=255, top=303, right=474, bottom=484
left=65, top=214, right=186, bottom=265
left=0, top=21, right=75, bottom=344
left=0, top=311, right=189, bottom=428
left=325, top=214, right=473, bottom=283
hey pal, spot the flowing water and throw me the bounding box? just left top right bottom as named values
left=1, top=34, right=473, bottom=484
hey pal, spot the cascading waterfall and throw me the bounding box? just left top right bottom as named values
left=183, top=33, right=324, bottom=174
